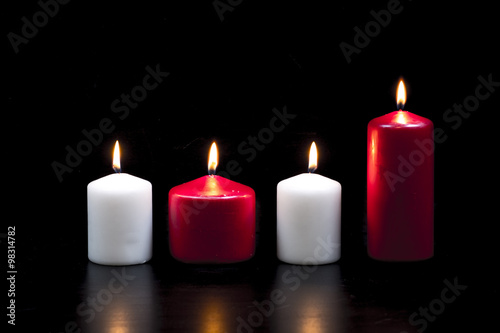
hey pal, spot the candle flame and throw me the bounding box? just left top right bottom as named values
left=308, top=142, right=318, bottom=173
left=208, top=142, right=218, bottom=176
left=113, top=140, right=121, bottom=173
left=397, top=79, right=406, bottom=110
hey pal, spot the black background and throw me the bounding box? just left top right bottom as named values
left=4, top=0, right=499, bottom=332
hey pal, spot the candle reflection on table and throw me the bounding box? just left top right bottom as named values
left=161, top=266, right=256, bottom=332
left=198, top=292, right=229, bottom=333
left=77, top=263, right=158, bottom=333
left=271, top=264, right=346, bottom=333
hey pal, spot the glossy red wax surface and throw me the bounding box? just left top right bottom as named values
left=367, top=111, right=434, bottom=261
left=168, top=175, right=255, bottom=263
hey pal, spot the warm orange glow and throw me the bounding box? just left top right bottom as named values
left=113, top=140, right=121, bottom=173
left=299, top=302, right=323, bottom=333
left=368, top=132, right=378, bottom=184
left=208, top=142, right=218, bottom=176
left=397, top=79, right=406, bottom=110
left=308, top=142, right=318, bottom=173
left=202, top=176, right=223, bottom=196
left=199, top=296, right=228, bottom=333
left=394, top=110, right=408, bottom=124
left=370, top=136, right=376, bottom=156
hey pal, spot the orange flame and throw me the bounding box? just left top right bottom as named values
left=113, top=141, right=121, bottom=173
left=308, top=142, right=318, bottom=173
left=208, top=142, right=218, bottom=176
left=397, top=79, right=406, bottom=110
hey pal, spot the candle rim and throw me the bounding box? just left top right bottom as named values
left=278, top=172, right=341, bottom=191
left=169, top=175, right=255, bottom=198
left=88, top=172, right=152, bottom=190
left=370, top=110, right=433, bottom=129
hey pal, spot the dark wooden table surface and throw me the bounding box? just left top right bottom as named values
left=12, top=231, right=495, bottom=333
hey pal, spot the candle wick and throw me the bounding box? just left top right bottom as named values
left=208, top=162, right=217, bottom=177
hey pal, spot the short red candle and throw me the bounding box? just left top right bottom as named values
left=367, top=81, right=434, bottom=261
left=168, top=143, right=255, bottom=264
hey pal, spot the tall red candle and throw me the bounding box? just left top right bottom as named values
left=168, top=143, right=256, bottom=263
left=367, top=80, right=434, bottom=261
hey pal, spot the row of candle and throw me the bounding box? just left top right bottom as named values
left=87, top=80, right=434, bottom=266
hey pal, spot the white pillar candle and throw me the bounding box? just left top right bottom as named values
left=277, top=142, right=341, bottom=265
left=87, top=141, right=152, bottom=265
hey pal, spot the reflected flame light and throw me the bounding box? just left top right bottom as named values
left=200, top=296, right=227, bottom=333
left=368, top=132, right=378, bottom=184
left=395, top=111, right=408, bottom=124
left=113, top=140, right=121, bottom=173
left=300, top=301, right=322, bottom=333
left=308, top=142, right=318, bottom=173
left=208, top=142, right=218, bottom=176
left=107, top=305, right=130, bottom=333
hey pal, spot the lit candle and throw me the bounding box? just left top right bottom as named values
left=367, top=80, right=434, bottom=261
left=168, top=142, right=256, bottom=264
left=87, top=141, right=152, bottom=265
left=277, top=142, right=341, bottom=265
